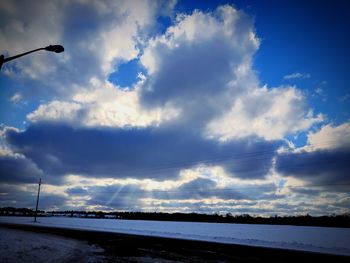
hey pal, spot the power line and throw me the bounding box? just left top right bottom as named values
left=80, top=137, right=348, bottom=178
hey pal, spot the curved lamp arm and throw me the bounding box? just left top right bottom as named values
left=0, top=45, right=64, bottom=70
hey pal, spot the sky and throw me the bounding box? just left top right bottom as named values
left=0, top=0, right=349, bottom=216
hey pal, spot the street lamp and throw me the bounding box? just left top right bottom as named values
left=0, top=45, right=64, bottom=70
left=0, top=45, right=63, bottom=222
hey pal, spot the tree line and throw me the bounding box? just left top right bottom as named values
left=1, top=207, right=349, bottom=228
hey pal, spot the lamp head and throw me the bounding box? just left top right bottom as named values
left=45, top=45, right=64, bottom=53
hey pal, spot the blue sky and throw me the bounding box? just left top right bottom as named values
left=0, top=0, right=349, bottom=215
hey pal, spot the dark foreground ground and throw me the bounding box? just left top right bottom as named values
left=1, top=222, right=349, bottom=263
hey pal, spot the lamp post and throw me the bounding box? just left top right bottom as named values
left=0, top=45, right=64, bottom=70
left=0, top=45, right=63, bottom=221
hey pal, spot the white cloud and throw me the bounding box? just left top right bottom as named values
left=206, top=86, right=324, bottom=141
left=10, top=92, right=23, bottom=104
left=138, top=6, right=321, bottom=141
left=0, top=124, right=19, bottom=140
left=279, top=121, right=350, bottom=154
left=27, top=79, right=179, bottom=128
left=141, top=6, right=259, bottom=77
left=0, top=0, right=173, bottom=98
left=139, top=6, right=259, bottom=129
left=81, top=0, right=160, bottom=75
left=304, top=121, right=350, bottom=151
left=30, top=5, right=258, bottom=128
left=283, top=72, right=311, bottom=80
left=24, top=4, right=322, bottom=140
left=27, top=100, right=83, bottom=124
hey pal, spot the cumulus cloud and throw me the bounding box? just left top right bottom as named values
left=27, top=78, right=179, bottom=128
left=1, top=2, right=337, bottom=214
left=305, top=122, right=350, bottom=151
left=27, top=100, right=83, bottom=124
left=0, top=152, right=43, bottom=184
left=206, top=86, right=324, bottom=141
left=0, top=0, right=172, bottom=99
left=276, top=121, right=350, bottom=188
left=139, top=6, right=259, bottom=130
left=137, top=6, right=321, bottom=141
left=20, top=4, right=321, bottom=141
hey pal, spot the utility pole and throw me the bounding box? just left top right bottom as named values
left=34, top=178, right=42, bottom=223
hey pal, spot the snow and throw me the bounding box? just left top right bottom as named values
left=1, top=216, right=350, bottom=256
left=0, top=227, right=104, bottom=263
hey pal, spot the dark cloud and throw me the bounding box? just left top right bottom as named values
left=0, top=184, right=67, bottom=210
left=141, top=39, right=236, bottom=108
left=0, top=154, right=42, bottom=184
left=152, top=178, right=247, bottom=200
left=66, top=179, right=278, bottom=212
left=290, top=187, right=322, bottom=196
left=39, top=193, right=68, bottom=210
left=227, top=183, right=278, bottom=201
left=66, top=186, right=89, bottom=196
left=84, top=184, right=146, bottom=210
left=256, top=192, right=285, bottom=200
left=5, top=123, right=279, bottom=183
left=272, top=203, right=297, bottom=211
left=337, top=198, right=350, bottom=209
left=276, top=149, right=350, bottom=188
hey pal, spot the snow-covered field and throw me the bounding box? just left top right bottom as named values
left=1, top=216, right=349, bottom=256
